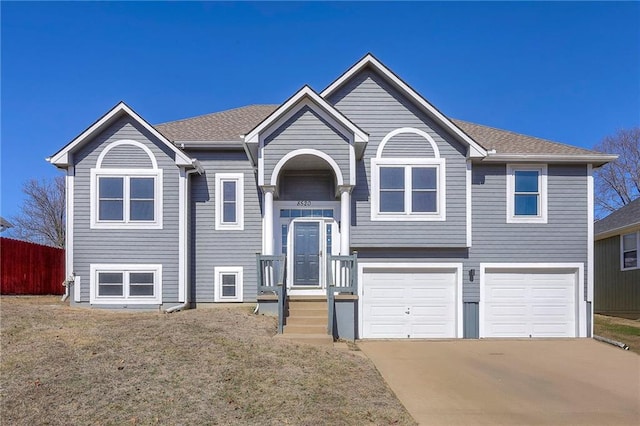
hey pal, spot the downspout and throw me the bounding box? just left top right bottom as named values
left=165, top=165, right=201, bottom=313
left=60, top=273, right=75, bottom=302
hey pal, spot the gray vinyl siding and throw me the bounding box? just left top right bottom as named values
left=99, top=144, right=154, bottom=168
left=187, top=151, right=262, bottom=303
left=463, top=302, right=480, bottom=338
left=594, top=234, right=640, bottom=316
left=327, top=68, right=468, bottom=247
left=279, top=172, right=335, bottom=201
left=381, top=133, right=437, bottom=158
left=72, top=116, right=181, bottom=303
left=468, top=163, right=589, bottom=302
left=263, top=105, right=351, bottom=187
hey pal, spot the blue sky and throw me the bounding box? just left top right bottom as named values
left=2, top=1, right=639, bottom=219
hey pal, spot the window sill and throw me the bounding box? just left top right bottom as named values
left=91, top=221, right=163, bottom=230
left=214, top=224, right=244, bottom=231
left=90, top=297, right=161, bottom=305
left=371, top=213, right=446, bottom=222
left=506, top=216, right=547, bottom=224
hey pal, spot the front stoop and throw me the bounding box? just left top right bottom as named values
left=278, top=297, right=333, bottom=345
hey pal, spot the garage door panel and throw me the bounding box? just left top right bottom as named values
left=483, top=270, right=577, bottom=338
left=368, top=286, right=404, bottom=300
left=362, top=268, right=459, bottom=339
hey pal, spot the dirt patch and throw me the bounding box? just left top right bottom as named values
left=594, top=314, right=640, bottom=355
left=1, top=296, right=415, bottom=425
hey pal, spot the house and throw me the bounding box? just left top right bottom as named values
left=594, top=198, right=640, bottom=318
left=48, top=54, right=616, bottom=339
left=0, top=217, right=14, bottom=233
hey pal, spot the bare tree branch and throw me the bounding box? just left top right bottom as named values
left=594, top=127, right=640, bottom=219
left=8, top=176, right=65, bottom=247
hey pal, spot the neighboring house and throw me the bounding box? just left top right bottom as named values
left=0, top=217, right=14, bottom=233
left=48, top=54, right=616, bottom=339
left=594, top=198, right=640, bottom=318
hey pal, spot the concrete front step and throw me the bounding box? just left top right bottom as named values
left=274, top=333, right=334, bottom=346
left=286, top=316, right=327, bottom=326
left=288, top=308, right=327, bottom=317
left=284, top=324, right=327, bottom=334
left=288, top=301, right=328, bottom=310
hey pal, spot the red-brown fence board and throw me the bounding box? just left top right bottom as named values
left=1, top=237, right=65, bottom=295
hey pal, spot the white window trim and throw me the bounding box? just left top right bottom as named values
left=215, top=173, right=244, bottom=230
left=371, top=158, right=446, bottom=221
left=214, top=266, right=244, bottom=302
left=90, top=168, right=163, bottom=229
left=506, top=164, right=548, bottom=224
left=620, top=230, right=640, bottom=271
left=89, top=264, right=162, bottom=305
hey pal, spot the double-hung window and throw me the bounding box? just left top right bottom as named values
left=621, top=231, right=639, bottom=270
left=507, top=164, right=547, bottom=223
left=372, top=158, right=446, bottom=221
left=91, top=169, right=163, bottom=229
left=214, top=266, right=243, bottom=302
left=90, top=264, right=162, bottom=304
left=215, top=173, right=244, bottom=230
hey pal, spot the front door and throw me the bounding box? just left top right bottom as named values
left=293, top=221, right=321, bottom=286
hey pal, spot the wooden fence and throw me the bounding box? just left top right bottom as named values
left=1, top=237, right=65, bottom=295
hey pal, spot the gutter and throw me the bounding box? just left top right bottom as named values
left=165, top=166, right=201, bottom=314
left=481, top=153, right=618, bottom=167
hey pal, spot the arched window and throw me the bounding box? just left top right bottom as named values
left=371, top=128, right=446, bottom=221
left=90, top=140, right=163, bottom=229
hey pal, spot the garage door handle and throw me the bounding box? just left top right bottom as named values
left=405, top=309, right=410, bottom=314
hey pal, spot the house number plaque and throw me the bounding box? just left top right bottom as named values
left=297, top=201, right=312, bottom=207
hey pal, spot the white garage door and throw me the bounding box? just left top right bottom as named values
left=482, top=269, right=578, bottom=338
left=362, top=268, right=459, bottom=339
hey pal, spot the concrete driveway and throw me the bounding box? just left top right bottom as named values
left=358, top=339, right=639, bottom=425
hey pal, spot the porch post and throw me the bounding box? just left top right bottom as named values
left=262, top=185, right=276, bottom=255
left=339, top=185, right=353, bottom=255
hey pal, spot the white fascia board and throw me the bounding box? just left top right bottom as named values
left=49, top=102, right=195, bottom=168
left=244, top=86, right=368, bottom=144
left=320, top=54, right=487, bottom=158
left=482, top=154, right=618, bottom=166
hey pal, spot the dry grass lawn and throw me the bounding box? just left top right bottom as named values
left=594, top=314, right=640, bottom=355
left=1, top=296, right=415, bottom=425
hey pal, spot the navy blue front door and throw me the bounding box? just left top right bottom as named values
left=293, top=222, right=320, bottom=286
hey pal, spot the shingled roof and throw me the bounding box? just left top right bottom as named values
left=595, top=198, right=640, bottom=238
left=155, top=105, right=278, bottom=142
left=154, top=104, right=604, bottom=157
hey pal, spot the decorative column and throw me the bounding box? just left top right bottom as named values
left=262, top=185, right=276, bottom=255
left=338, top=185, right=353, bottom=255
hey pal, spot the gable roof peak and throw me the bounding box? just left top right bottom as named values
left=48, top=101, right=194, bottom=168
left=321, top=54, right=487, bottom=158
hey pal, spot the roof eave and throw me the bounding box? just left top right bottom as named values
left=175, top=140, right=244, bottom=149
left=481, top=153, right=618, bottom=166
left=595, top=223, right=640, bottom=241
